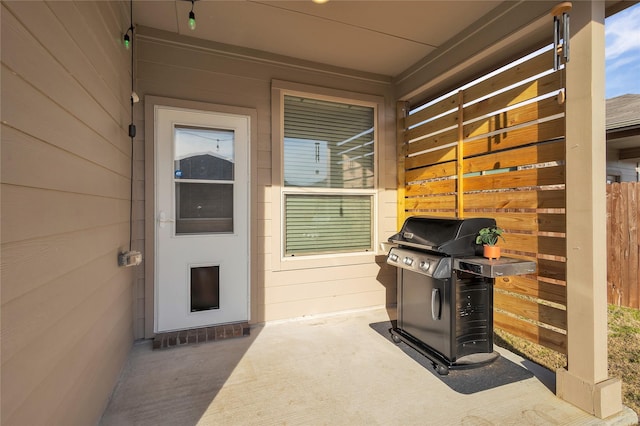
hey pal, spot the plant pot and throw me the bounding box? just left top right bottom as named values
left=483, top=245, right=501, bottom=260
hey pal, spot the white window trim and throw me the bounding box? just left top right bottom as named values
left=271, top=80, right=385, bottom=271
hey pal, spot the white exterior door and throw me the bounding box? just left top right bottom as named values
left=154, top=106, right=250, bottom=333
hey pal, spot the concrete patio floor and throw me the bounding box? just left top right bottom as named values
left=100, top=308, right=638, bottom=426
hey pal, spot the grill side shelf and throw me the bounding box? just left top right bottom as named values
left=454, top=257, right=536, bottom=278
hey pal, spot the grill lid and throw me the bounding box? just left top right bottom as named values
left=388, top=216, right=496, bottom=256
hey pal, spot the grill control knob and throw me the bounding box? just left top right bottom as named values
left=389, top=253, right=399, bottom=262
left=419, top=261, right=430, bottom=271
left=403, top=257, right=414, bottom=266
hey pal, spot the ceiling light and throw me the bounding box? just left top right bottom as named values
left=123, top=0, right=134, bottom=50
left=189, top=0, right=196, bottom=30
left=312, top=0, right=329, bottom=4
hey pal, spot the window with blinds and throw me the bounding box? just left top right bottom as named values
left=283, top=95, right=376, bottom=256
left=285, top=194, right=373, bottom=255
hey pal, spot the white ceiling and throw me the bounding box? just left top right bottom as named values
left=132, top=1, right=503, bottom=77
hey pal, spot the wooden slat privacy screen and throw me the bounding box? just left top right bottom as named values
left=397, top=47, right=568, bottom=355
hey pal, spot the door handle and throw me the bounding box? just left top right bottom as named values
left=158, top=210, right=175, bottom=228
left=431, top=288, right=441, bottom=321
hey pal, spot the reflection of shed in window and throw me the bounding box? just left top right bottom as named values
left=175, top=153, right=234, bottom=180
left=284, top=138, right=329, bottom=186
left=338, top=136, right=375, bottom=189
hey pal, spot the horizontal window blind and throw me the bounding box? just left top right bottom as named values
left=284, top=95, right=374, bottom=189
left=285, top=194, right=372, bottom=255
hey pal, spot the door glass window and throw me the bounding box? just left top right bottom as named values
left=174, top=126, right=235, bottom=234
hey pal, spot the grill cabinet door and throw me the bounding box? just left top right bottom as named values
left=454, top=272, right=493, bottom=357
left=399, top=269, right=452, bottom=359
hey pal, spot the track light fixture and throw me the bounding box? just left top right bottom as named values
left=188, top=0, right=197, bottom=31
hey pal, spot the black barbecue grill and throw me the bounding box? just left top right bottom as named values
left=386, top=216, right=536, bottom=375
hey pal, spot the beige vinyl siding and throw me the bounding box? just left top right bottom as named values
left=137, top=27, right=398, bottom=334
left=1, top=2, right=134, bottom=425
left=262, top=264, right=396, bottom=320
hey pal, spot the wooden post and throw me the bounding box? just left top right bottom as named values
left=555, top=1, right=623, bottom=418
left=396, top=101, right=409, bottom=228
left=457, top=91, right=464, bottom=218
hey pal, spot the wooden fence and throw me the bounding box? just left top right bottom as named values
left=607, top=182, right=640, bottom=309
left=397, top=47, right=568, bottom=354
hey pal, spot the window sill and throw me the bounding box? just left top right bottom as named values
left=273, top=251, right=377, bottom=272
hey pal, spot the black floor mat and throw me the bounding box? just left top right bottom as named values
left=370, top=321, right=534, bottom=394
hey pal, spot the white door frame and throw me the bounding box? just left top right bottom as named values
left=144, top=96, right=257, bottom=338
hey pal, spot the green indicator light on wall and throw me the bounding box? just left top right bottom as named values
left=123, top=33, right=131, bottom=50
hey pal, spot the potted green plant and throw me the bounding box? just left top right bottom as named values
left=475, top=226, right=505, bottom=259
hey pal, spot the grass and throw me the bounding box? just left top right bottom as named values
left=608, top=305, right=640, bottom=416
left=494, top=304, right=640, bottom=418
